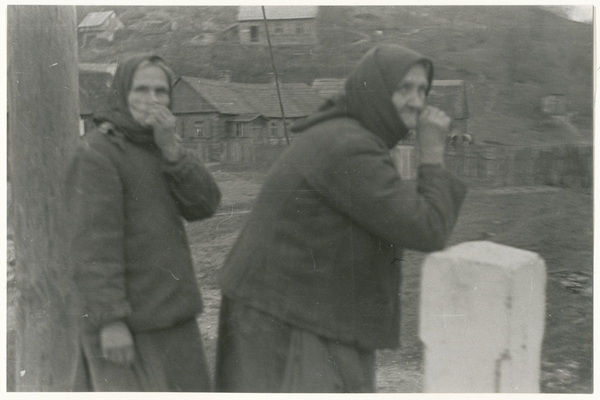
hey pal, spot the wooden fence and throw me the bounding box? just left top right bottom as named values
left=220, top=138, right=289, bottom=166
left=392, top=144, right=592, bottom=188
left=187, top=139, right=592, bottom=189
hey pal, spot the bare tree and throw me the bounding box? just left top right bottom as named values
left=7, top=5, right=80, bottom=391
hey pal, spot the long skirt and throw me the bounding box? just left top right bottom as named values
left=74, top=318, right=211, bottom=392
left=215, top=296, right=375, bottom=393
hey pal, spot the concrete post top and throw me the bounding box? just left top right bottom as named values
left=433, top=241, right=544, bottom=272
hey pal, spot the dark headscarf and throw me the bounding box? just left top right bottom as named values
left=292, top=45, right=433, bottom=148
left=93, top=53, right=175, bottom=144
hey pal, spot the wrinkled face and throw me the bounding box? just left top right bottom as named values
left=127, top=64, right=170, bottom=126
left=391, top=64, right=429, bottom=130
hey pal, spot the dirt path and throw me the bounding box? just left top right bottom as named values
left=197, top=287, right=425, bottom=392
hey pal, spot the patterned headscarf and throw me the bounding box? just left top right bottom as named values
left=93, top=53, right=175, bottom=144
left=292, top=45, right=433, bottom=148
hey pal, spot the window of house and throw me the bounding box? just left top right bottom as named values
left=235, top=122, right=244, bottom=137
left=295, top=23, right=305, bottom=35
left=269, top=121, right=278, bottom=137
left=194, top=120, right=204, bottom=137
left=274, top=23, right=283, bottom=35
left=250, top=26, right=259, bottom=42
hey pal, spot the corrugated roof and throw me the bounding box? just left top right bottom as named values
left=78, top=11, right=115, bottom=29
left=177, top=77, right=321, bottom=118
left=238, top=6, right=318, bottom=22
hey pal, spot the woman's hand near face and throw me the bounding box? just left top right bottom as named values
left=416, top=105, right=451, bottom=166
left=146, top=104, right=183, bottom=162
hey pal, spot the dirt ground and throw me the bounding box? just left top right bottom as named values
left=6, top=163, right=592, bottom=393
left=188, top=165, right=593, bottom=393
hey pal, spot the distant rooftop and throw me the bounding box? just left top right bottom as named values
left=79, top=63, right=117, bottom=75
left=176, top=77, right=322, bottom=118
left=312, top=78, right=346, bottom=100
left=78, top=11, right=116, bottom=29
left=238, top=6, right=319, bottom=22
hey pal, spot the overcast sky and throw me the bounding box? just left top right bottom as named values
left=566, top=5, right=593, bottom=23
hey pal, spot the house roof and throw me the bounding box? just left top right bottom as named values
left=229, top=113, right=265, bottom=122
left=176, top=77, right=322, bottom=118
left=79, top=63, right=117, bottom=75
left=312, top=78, right=346, bottom=100
left=78, top=11, right=116, bottom=29
left=238, top=6, right=319, bottom=22
left=312, top=78, right=469, bottom=119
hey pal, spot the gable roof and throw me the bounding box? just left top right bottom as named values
left=176, top=77, right=322, bottom=118
left=78, top=11, right=116, bottom=29
left=238, top=6, right=318, bottom=22
left=229, top=113, right=265, bottom=122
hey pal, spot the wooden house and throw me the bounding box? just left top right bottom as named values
left=427, top=80, right=470, bottom=145
left=237, top=6, right=319, bottom=46
left=78, top=11, right=123, bottom=46
left=171, top=76, right=322, bottom=163
left=78, top=63, right=116, bottom=135
left=540, top=78, right=568, bottom=122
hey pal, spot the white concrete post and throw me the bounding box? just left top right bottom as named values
left=419, top=241, right=546, bottom=393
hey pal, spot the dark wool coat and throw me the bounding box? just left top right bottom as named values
left=219, top=118, right=467, bottom=349
left=68, top=129, right=221, bottom=333
left=218, top=45, right=467, bottom=349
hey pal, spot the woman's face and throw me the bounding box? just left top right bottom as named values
left=127, top=64, right=170, bottom=126
left=391, top=64, right=429, bottom=130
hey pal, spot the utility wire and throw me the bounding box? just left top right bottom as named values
left=262, top=6, right=290, bottom=145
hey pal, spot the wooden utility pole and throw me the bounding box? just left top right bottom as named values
left=261, top=6, right=290, bottom=145
left=7, top=5, right=80, bottom=391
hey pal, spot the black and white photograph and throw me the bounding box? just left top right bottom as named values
left=5, top=3, right=594, bottom=394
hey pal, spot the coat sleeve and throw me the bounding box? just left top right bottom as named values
left=67, top=141, right=132, bottom=330
left=305, top=135, right=467, bottom=252
left=161, top=149, right=221, bottom=222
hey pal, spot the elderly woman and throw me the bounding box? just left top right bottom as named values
left=68, top=54, right=221, bottom=391
left=215, top=44, right=467, bottom=392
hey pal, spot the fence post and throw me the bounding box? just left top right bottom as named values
left=419, top=241, right=546, bottom=392
left=391, top=145, right=418, bottom=180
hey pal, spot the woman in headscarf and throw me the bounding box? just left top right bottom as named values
left=68, top=54, right=221, bottom=391
left=215, top=44, right=467, bottom=392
